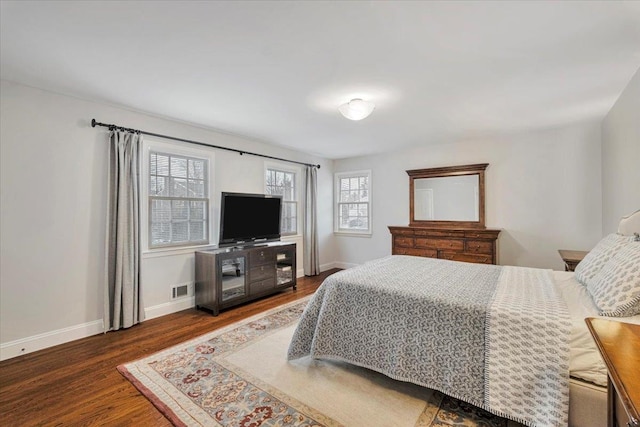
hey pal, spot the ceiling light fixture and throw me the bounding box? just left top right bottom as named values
left=338, top=98, right=375, bottom=121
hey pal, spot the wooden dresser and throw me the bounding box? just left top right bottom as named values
left=388, top=226, right=501, bottom=265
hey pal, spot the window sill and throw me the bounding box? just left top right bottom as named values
left=334, top=231, right=372, bottom=238
left=281, top=234, right=303, bottom=241
left=142, top=244, right=215, bottom=259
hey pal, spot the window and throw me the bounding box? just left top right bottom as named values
left=265, top=166, right=298, bottom=235
left=335, top=170, right=372, bottom=235
left=148, top=151, right=209, bottom=248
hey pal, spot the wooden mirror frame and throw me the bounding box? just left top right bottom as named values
left=407, top=163, right=488, bottom=229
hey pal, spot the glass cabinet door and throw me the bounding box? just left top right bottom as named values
left=219, top=256, right=246, bottom=302
left=275, top=249, right=294, bottom=286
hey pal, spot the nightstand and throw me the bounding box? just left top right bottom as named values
left=585, top=318, right=640, bottom=427
left=558, top=249, right=588, bottom=271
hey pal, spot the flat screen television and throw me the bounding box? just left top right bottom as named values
left=219, top=192, right=282, bottom=247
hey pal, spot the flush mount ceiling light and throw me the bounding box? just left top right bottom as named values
left=338, top=98, right=375, bottom=121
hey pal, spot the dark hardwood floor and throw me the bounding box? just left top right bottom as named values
left=0, top=270, right=336, bottom=426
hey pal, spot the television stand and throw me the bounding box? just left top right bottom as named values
left=195, top=242, right=296, bottom=316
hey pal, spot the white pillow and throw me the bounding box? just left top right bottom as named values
left=587, top=241, right=640, bottom=317
left=574, top=234, right=630, bottom=286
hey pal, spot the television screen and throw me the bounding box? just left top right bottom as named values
left=219, top=192, right=282, bottom=246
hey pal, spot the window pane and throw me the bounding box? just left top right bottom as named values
left=171, top=157, right=187, bottom=178
left=172, top=200, right=188, bottom=221
left=150, top=153, right=157, bottom=175
left=350, top=217, right=367, bottom=229
left=340, top=178, right=350, bottom=191
left=285, top=187, right=294, bottom=200
left=281, top=201, right=296, bottom=234
left=189, top=221, right=206, bottom=241
left=150, top=176, right=169, bottom=196
left=190, top=201, right=205, bottom=220
left=188, top=159, right=205, bottom=179
left=283, top=174, right=294, bottom=200
left=151, top=223, right=171, bottom=245
left=151, top=199, right=171, bottom=222
left=172, top=222, right=188, bottom=242
left=150, top=176, right=158, bottom=195
left=188, top=179, right=205, bottom=198
left=156, top=154, right=169, bottom=176
left=171, top=178, right=188, bottom=197
left=283, top=202, right=296, bottom=217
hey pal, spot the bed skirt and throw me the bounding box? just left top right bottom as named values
left=569, top=378, right=606, bottom=427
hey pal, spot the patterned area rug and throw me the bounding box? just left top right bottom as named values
left=118, top=297, right=512, bottom=427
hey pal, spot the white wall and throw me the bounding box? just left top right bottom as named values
left=602, top=68, right=640, bottom=234
left=333, top=121, right=603, bottom=270
left=0, top=80, right=335, bottom=359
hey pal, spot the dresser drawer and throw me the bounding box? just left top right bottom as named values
left=249, top=264, right=275, bottom=282
left=439, top=251, right=493, bottom=264
left=250, top=247, right=276, bottom=266
left=249, top=278, right=275, bottom=295
left=414, top=229, right=464, bottom=238
left=465, top=240, right=493, bottom=254
left=415, top=238, right=464, bottom=251
left=394, top=236, right=415, bottom=248
left=394, top=247, right=437, bottom=257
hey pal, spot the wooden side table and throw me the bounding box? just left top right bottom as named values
left=585, top=318, right=640, bottom=427
left=558, top=249, right=588, bottom=271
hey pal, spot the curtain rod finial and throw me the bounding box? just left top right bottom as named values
left=91, top=119, right=96, bottom=128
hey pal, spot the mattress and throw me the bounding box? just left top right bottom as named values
left=554, top=270, right=640, bottom=387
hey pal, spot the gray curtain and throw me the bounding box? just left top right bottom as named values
left=304, top=166, right=320, bottom=276
left=104, top=130, right=144, bottom=332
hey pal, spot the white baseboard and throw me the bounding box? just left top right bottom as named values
left=0, top=265, right=356, bottom=361
left=295, top=262, right=344, bottom=276
left=144, top=296, right=195, bottom=320
left=0, top=319, right=104, bottom=361
left=331, top=261, right=359, bottom=270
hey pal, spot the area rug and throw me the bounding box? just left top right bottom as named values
left=118, top=297, right=513, bottom=427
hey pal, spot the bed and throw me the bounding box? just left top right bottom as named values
left=288, top=211, right=640, bottom=427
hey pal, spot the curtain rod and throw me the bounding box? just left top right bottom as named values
left=91, top=119, right=320, bottom=169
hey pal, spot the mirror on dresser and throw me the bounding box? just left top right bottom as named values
left=408, top=163, right=487, bottom=228
left=389, top=163, right=500, bottom=265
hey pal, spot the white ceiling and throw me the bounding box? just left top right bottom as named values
left=2, top=1, right=639, bottom=159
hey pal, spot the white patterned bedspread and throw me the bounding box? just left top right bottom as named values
left=287, top=256, right=571, bottom=427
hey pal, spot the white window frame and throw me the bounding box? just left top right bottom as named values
left=264, top=162, right=301, bottom=237
left=141, top=139, right=215, bottom=256
left=334, top=170, right=372, bottom=236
